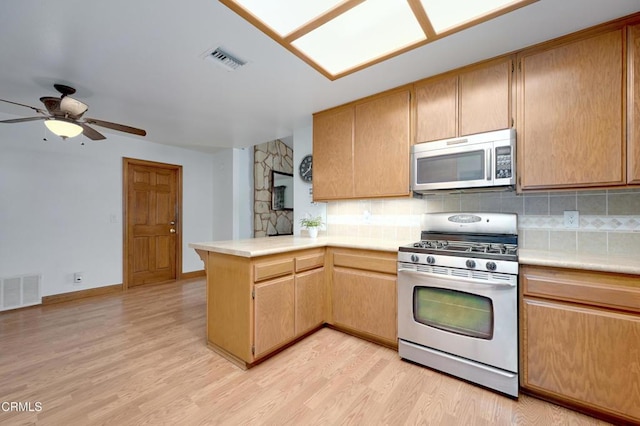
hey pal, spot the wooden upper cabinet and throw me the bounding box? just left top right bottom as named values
left=354, top=89, right=411, bottom=198
left=313, top=106, right=355, bottom=200
left=518, top=29, right=625, bottom=189
left=415, top=75, right=457, bottom=142
left=415, top=57, right=512, bottom=143
left=629, top=24, right=640, bottom=185
left=459, top=58, right=512, bottom=136
left=313, top=88, right=411, bottom=200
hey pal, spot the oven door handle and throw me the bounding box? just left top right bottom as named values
left=397, top=268, right=516, bottom=288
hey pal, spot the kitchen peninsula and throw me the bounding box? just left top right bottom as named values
left=190, top=236, right=407, bottom=369
left=191, top=235, right=640, bottom=423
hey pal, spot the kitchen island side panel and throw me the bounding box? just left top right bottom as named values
left=208, top=252, right=253, bottom=363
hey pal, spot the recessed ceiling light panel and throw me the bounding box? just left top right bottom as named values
left=220, top=0, right=538, bottom=79
left=420, top=0, right=521, bottom=33
left=232, top=0, right=345, bottom=37
left=292, top=0, right=426, bottom=76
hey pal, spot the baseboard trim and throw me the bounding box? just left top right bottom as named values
left=42, top=284, right=123, bottom=305
left=41, top=272, right=204, bottom=306
left=181, top=270, right=205, bottom=279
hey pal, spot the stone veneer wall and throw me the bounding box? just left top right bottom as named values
left=254, top=140, right=294, bottom=237
left=326, top=188, right=640, bottom=255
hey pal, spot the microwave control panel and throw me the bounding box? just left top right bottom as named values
left=495, top=146, right=512, bottom=179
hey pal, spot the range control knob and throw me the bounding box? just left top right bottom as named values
left=426, top=256, right=436, bottom=265
left=486, top=261, right=497, bottom=271
left=410, top=254, right=419, bottom=263
left=465, top=259, right=476, bottom=269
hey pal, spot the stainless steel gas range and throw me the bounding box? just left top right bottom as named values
left=397, top=212, right=519, bottom=397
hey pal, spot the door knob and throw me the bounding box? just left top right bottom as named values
left=170, top=221, right=176, bottom=225
left=170, top=228, right=176, bottom=233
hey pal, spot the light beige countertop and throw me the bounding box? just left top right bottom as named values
left=190, top=237, right=640, bottom=275
left=189, top=235, right=411, bottom=258
left=519, top=249, right=640, bottom=275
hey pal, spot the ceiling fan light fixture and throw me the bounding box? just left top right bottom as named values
left=44, top=118, right=83, bottom=139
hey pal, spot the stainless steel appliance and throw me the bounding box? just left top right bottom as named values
left=397, top=212, right=519, bottom=397
left=411, top=128, right=516, bottom=193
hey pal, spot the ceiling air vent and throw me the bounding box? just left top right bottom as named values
left=207, top=47, right=246, bottom=71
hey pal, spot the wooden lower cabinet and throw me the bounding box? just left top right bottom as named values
left=521, top=265, right=640, bottom=423
left=332, top=268, right=397, bottom=345
left=295, top=268, right=325, bottom=336
left=203, top=246, right=399, bottom=368
left=205, top=248, right=325, bottom=368
left=253, top=276, right=295, bottom=359
left=329, top=248, right=398, bottom=347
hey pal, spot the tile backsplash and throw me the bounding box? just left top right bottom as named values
left=326, top=189, right=640, bottom=255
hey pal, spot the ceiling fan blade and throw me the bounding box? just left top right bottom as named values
left=78, top=123, right=106, bottom=140
left=84, top=118, right=146, bottom=136
left=0, top=116, right=47, bottom=123
left=0, top=98, right=46, bottom=114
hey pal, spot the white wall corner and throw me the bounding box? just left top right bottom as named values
left=293, top=123, right=326, bottom=236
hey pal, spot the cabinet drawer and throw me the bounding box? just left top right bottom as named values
left=332, top=251, right=396, bottom=275
left=254, top=258, right=294, bottom=282
left=295, top=253, right=325, bottom=273
left=522, top=265, right=640, bottom=313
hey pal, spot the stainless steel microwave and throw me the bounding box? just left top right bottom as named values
left=411, top=128, right=516, bottom=193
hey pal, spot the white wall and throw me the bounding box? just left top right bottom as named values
left=211, top=147, right=253, bottom=240
left=233, top=147, right=253, bottom=239
left=292, top=123, right=326, bottom=235
left=0, top=116, right=215, bottom=297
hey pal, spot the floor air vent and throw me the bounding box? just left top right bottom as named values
left=1, top=274, right=41, bottom=311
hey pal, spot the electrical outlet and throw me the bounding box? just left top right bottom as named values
left=73, top=272, right=84, bottom=285
left=363, top=210, right=372, bottom=224
left=563, top=210, right=579, bottom=228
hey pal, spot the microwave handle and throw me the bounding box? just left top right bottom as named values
left=486, top=148, right=492, bottom=181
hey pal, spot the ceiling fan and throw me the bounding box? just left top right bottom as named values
left=0, top=84, right=146, bottom=140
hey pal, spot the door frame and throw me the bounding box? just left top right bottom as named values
left=122, top=157, right=183, bottom=290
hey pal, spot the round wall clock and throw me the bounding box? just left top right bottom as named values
left=299, top=154, right=312, bottom=182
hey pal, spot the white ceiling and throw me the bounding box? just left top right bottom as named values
left=1, top=0, right=639, bottom=152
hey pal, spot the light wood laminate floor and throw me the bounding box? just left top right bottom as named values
left=0, top=278, right=609, bottom=425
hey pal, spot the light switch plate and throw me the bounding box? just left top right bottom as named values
left=563, top=210, right=579, bottom=228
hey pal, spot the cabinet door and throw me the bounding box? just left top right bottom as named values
left=295, top=267, right=325, bottom=336
left=313, top=106, right=355, bottom=200
left=518, top=30, right=624, bottom=189
left=332, top=268, right=397, bottom=344
left=354, top=89, right=411, bottom=198
left=522, top=297, right=640, bottom=421
left=415, top=76, right=457, bottom=142
left=459, top=58, right=512, bottom=136
left=253, top=276, right=295, bottom=359
left=629, top=24, right=640, bottom=184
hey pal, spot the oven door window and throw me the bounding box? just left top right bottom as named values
left=416, top=150, right=484, bottom=184
left=413, top=287, right=493, bottom=339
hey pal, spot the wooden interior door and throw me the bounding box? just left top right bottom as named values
left=124, top=158, right=182, bottom=288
